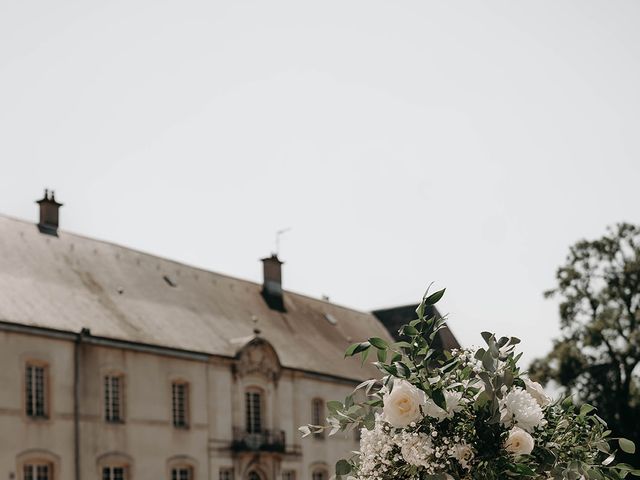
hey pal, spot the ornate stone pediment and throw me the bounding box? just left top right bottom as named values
left=234, top=337, right=281, bottom=382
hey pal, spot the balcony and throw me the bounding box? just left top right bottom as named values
left=232, top=427, right=286, bottom=453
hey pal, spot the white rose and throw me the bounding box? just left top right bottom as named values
left=382, top=379, right=426, bottom=427
left=524, top=378, right=550, bottom=407
left=504, top=426, right=535, bottom=455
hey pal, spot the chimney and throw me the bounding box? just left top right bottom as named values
left=261, top=254, right=285, bottom=312
left=36, top=189, right=63, bottom=236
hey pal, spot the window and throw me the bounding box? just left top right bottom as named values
left=247, top=472, right=261, bottom=480
left=172, top=381, right=189, bottom=428
left=23, top=463, right=51, bottom=480
left=25, top=363, right=47, bottom=418
left=102, top=466, right=126, bottom=480
left=171, top=467, right=192, bottom=480
left=282, top=470, right=296, bottom=480
left=104, top=374, right=124, bottom=423
left=245, top=390, right=262, bottom=434
left=312, top=470, right=327, bottom=480
left=219, top=468, right=234, bottom=480
left=311, top=398, right=325, bottom=439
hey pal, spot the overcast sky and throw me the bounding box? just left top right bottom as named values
left=1, top=1, right=639, bottom=367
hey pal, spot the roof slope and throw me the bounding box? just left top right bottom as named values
left=0, top=215, right=392, bottom=381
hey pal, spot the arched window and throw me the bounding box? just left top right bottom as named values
left=311, top=398, right=325, bottom=439
left=218, top=468, right=234, bottom=480
left=247, top=471, right=262, bottom=480
left=97, top=452, right=131, bottom=480
left=17, top=450, right=59, bottom=480
left=171, top=466, right=193, bottom=480
left=23, top=461, right=53, bottom=480
left=281, top=470, right=296, bottom=480
left=102, top=466, right=128, bottom=480
left=312, top=469, right=327, bottom=480
left=167, top=456, right=197, bottom=480
left=245, top=388, right=263, bottom=434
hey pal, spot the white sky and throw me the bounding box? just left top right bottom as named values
left=1, top=1, right=639, bottom=367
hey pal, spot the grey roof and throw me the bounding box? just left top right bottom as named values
left=0, top=214, right=393, bottom=381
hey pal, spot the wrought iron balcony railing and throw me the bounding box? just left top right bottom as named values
left=232, top=427, right=286, bottom=453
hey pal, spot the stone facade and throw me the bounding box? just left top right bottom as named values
left=0, top=326, right=360, bottom=480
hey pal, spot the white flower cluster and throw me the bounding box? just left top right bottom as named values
left=356, top=415, right=476, bottom=480
left=348, top=349, right=555, bottom=478
left=358, top=415, right=396, bottom=480
left=395, top=429, right=474, bottom=475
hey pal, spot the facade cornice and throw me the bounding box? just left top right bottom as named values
left=0, top=319, right=365, bottom=386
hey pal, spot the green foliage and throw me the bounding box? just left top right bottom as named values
left=530, top=223, right=640, bottom=464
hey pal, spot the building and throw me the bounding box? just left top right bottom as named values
left=0, top=192, right=395, bottom=480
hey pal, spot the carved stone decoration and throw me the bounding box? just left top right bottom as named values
left=234, top=337, right=281, bottom=382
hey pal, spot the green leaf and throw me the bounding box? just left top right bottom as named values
left=345, top=342, right=370, bottom=357
left=363, top=410, right=376, bottom=430
left=431, top=388, right=447, bottom=410
left=579, top=403, right=596, bottom=416
left=619, top=438, right=636, bottom=454
left=562, top=395, right=574, bottom=409
left=376, top=348, right=387, bottom=363
left=481, top=331, right=493, bottom=344
left=402, top=325, right=419, bottom=336
left=424, top=288, right=446, bottom=305
left=368, top=337, right=388, bottom=349
left=394, top=361, right=410, bottom=377
left=360, top=346, right=371, bottom=366
left=336, top=460, right=352, bottom=476
left=482, top=350, right=495, bottom=372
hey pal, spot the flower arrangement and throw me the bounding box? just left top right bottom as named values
left=300, top=288, right=639, bottom=479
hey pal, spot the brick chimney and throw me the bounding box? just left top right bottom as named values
left=36, top=189, right=63, bottom=236
left=261, top=254, right=285, bottom=312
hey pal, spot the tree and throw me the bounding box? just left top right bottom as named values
left=530, top=223, right=640, bottom=462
